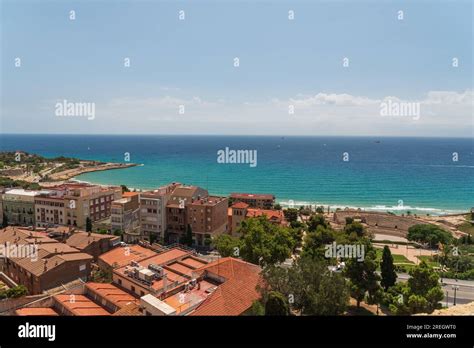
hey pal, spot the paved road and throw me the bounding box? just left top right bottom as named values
left=397, top=273, right=474, bottom=307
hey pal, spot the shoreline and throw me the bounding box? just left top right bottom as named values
left=70, top=176, right=469, bottom=218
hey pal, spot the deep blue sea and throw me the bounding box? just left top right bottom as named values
left=1, top=134, right=473, bottom=215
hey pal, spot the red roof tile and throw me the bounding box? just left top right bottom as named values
left=191, top=258, right=262, bottom=316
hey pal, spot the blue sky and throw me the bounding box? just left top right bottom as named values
left=1, top=0, right=472, bottom=136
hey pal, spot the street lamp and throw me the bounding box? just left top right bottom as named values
left=445, top=290, right=449, bottom=307
left=452, top=285, right=459, bottom=306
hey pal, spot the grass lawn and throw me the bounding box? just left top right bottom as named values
left=375, top=248, right=414, bottom=265
left=416, top=255, right=440, bottom=268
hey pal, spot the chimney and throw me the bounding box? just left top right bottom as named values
left=43, top=259, right=47, bottom=271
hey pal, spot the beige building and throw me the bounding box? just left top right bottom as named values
left=230, top=193, right=275, bottom=209
left=35, top=189, right=66, bottom=228
left=2, top=189, right=40, bottom=226
left=59, top=183, right=121, bottom=229
left=166, top=185, right=209, bottom=243
left=111, top=192, right=140, bottom=242
left=140, top=183, right=180, bottom=243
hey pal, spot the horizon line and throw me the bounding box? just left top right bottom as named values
left=1, top=133, right=473, bottom=139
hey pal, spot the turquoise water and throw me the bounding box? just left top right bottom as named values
left=1, top=134, right=473, bottom=215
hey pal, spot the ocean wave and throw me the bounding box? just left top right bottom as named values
left=277, top=200, right=465, bottom=215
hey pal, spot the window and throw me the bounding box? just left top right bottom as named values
left=131, top=285, right=136, bottom=293
left=118, top=279, right=122, bottom=285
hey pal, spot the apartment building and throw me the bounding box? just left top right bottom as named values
left=140, top=183, right=180, bottom=243
left=230, top=193, right=275, bottom=209
left=187, top=196, right=228, bottom=246
left=35, top=189, right=66, bottom=228
left=2, top=189, right=40, bottom=226
left=0, top=227, right=93, bottom=294
left=165, top=185, right=208, bottom=243
left=111, top=192, right=141, bottom=242
left=60, top=183, right=122, bottom=229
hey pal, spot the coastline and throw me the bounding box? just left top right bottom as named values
left=71, top=174, right=469, bottom=217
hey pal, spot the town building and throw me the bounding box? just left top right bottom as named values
left=228, top=202, right=287, bottom=237
left=187, top=196, right=228, bottom=246
left=0, top=227, right=93, bottom=294
left=140, top=183, right=180, bottom=243
left=61, top=183, right=122, bottom=229
left=111, top=192, right=140, bottom=242
left=230, top=193, right=275, bottom=209
left=34, top=189, right=66, bottom=228
left=112, top=247, right=208, bottom=299
left=64, top=230, right=119, bottom=261
left=98, top=244, right=157, bottom=272
left=165, top=185, right=208, bottom=243
left=2, top=189, right=40, bottom=226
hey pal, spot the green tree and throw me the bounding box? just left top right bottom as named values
left=239, top=217, right=294, bottom=266
left=260, top=256, right=349, bottom=315
left=120, top=184, right=130, bottom=193
left=344, top=222, right=365, bottom=237
left=274, top=203, right=282, bottom=210
left=380, top=246, right=397, bottom=291
left=6, top=285, right=28, bottom=298
left=407, top=224, right=453, bottom=248
left=283, top=208, right=299, bottom=223
left=212, top=234, right=240, bottom=257
left=307, top=214, right=327, bottom=232
left=86, top=217, right=93, bottom=232
left=344, top=247, right=380, bottom=308
left=249, top=300, right=265, bottom=315
left=265, top=291, right=290, bottom=316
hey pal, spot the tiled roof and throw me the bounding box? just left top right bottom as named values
left=15, top=307, right=59, bottom=316
left=85, top=282, right=138, bottom=309
left=99, top=245, right=156, bottom=268
left=65, top=231, right=117, bottom=250
left=231, top=202, right=249, bottom=209
left=191, top=258, right=262, bottom=316
left=246, top=208, right=285, bottom=222
left=54, top=294, right=111, bottom=316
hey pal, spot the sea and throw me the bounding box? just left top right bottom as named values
left=1, top=134, right=473, bottom=215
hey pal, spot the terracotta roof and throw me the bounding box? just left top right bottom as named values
left=231, top=202, right=249, bottom=209
left=246, top=208, right=285, bottom=222
left=122, top=192, right=139, bottom=197
left=99, top=245, right=157, bottom=268
left=191, top=258, right=262, bottom=316
left=112, top=301, right=142, bottom=316
left=65, top=231, right=117, bottom=250
left=15, top=307, right=59, bottom=316
left=85, top=282, right=138, bottom=309
left=179, top=257, right=208, bottom=269
left=54, top=294, right=111, bottom=316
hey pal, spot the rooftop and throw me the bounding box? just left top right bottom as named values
left=191, top=258, right=262, bottom=316
left=99, top=245, right=157, bottom=269
left=230, top=193, right=274, bottom=200
left=54, top=294, right=111, bottom=316
left=15, top=307, right=59, bottom=316
left=85, top=282, right=138, bottom=309
left=65, top=231, right=118, bottom=250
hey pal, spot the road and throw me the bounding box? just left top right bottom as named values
left=397, top=273, right=474, bottom=307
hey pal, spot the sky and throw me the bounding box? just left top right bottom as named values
left=1, top=0, right=472, bottom=136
